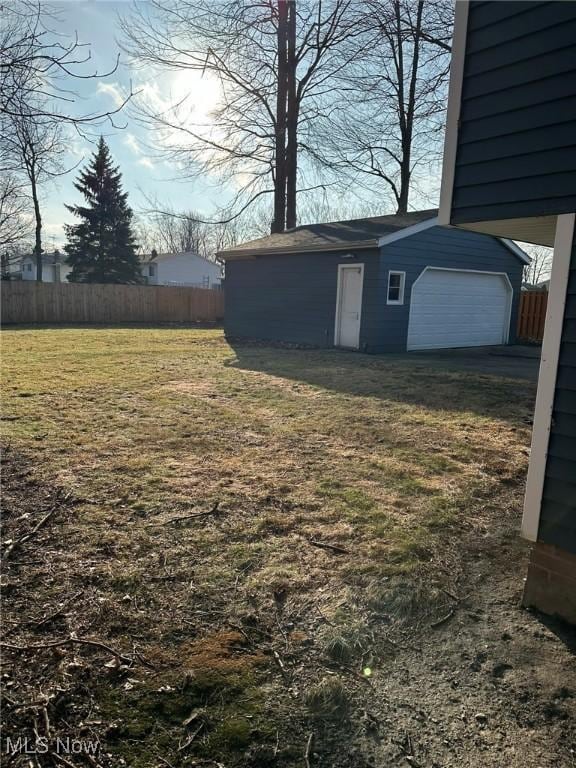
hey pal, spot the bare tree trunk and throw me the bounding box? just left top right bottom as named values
left=271, top=0, right=289, bottom=234
left=285, top=0, right=298, bottom=230
left=31, top=175, right=43, bottom=282
left=396, top=0, right=423, bottom=215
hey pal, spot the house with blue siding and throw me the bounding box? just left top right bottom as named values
left=439, top=1, right=576, bottom=623
left=221, top=210, right=527, bottom=353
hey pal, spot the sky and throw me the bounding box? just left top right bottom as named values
left=30, top=2, right=544, bottom=271
left=41, top=1, right=228, bottom=249
left=40, top=0, right=447, bottom=252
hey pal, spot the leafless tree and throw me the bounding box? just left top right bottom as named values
left=141, top=202, right=264, bottom=260
left=121, top=0, right=365, bottom=233
left=2, top=115, right=70, bottom=281
left=523, top=246, right=552, bottom=288
left=1, top=0, right=132, bottom=131
left=297, top=192, right=382, bottom=225
left=147, top=207, right=209, bottom=257
left=0, top=172, right=32, bottom=250
left=312, top=0, right=453, bottom=214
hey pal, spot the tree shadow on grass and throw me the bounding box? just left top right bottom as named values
left=226, top=342, right=537, bottom=422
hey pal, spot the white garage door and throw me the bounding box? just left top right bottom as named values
left=407, top=268, right=512, bottom=351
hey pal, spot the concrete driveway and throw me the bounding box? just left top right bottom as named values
left=394, top=345, right=541, bottom=382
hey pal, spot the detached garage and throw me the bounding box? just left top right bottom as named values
left=220, top=210, right=529, bottom=354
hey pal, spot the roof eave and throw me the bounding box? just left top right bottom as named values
left=377, top=216, right=439, bottom=247
left=219, top=239, right=379, bottom=260
left=498, top=238, right=532, bottom=265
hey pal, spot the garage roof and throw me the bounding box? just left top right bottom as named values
left=219, top=209, right=437, bottom=259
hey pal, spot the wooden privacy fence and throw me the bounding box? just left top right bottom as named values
left=517, top=290, right=548, bottom=342
left=1, top=281, right=224, bottom=325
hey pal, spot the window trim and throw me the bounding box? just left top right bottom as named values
left=387, top=270, right=406, bottom=305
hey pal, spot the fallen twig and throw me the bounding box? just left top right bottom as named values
left=146, top=501, right=221, bottom=527
left=134, top=648, right=157, bottom=669
left=309, top=540, right=349, bottom=555
left=0, top=635, right=133, bottom=665
left=2, top=496, right=66, bottom=559
left=304, top=731, right=314, bottom=768
left=33, top=591, right=84, bottom=629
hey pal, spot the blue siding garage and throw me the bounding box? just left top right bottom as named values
left=221, top=212, right=527, bottom=353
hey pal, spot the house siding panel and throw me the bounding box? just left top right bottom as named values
left=466, top=2, right=576, bottom=51
left=375, top=227, right=523, bottom=353
left=451, top=1, right=576, bottom=225
left=224, top=249, right=381, bottom=350
left=539, top=234, right=576, bottom=553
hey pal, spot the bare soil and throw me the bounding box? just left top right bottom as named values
left=350, top=521, right=576, bottom=768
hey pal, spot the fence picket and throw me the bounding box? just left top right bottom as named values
left=517, top=290, right=547, bottom=342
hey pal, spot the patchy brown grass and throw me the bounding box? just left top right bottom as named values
left=0, top=327, right=535, bottom=766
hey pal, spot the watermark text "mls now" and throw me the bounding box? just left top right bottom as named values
left=4, top=737, right=100, bottom=757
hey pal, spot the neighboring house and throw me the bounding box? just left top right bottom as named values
left=439, top=1, right=576, bottom=622
left=21, top=252, right=71, bottom=283
left=140, top=252, right=222, bottom=287
left=220, top=209, right=528, bottom=353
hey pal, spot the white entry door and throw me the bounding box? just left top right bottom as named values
left=335, top=264, right=364, bottom=349
left=407, top=267, right=512, bottom=351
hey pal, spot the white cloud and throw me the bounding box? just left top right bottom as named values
left=124, top=133, right=142, bottom=155
left=138, top=157, right=154, bottom=169
left=135, top=69, right=223, bottom=151
left=96, top=82, right=126, bottom=108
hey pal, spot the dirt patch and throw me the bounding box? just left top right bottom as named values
left=350, top=523, right=576, bottom=768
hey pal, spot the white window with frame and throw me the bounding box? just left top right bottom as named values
left=148, top=264, right=156, bottom=278
left=387, top=270, right=405, bottom=305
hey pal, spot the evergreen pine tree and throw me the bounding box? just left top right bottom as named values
left=64, top=137, right=142, bottom=283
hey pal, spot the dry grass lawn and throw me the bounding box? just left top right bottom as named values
left=1, top=327, right=537, bottom=767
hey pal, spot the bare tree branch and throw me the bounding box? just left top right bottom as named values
left=120, top=0, right=364, bottom=232
left=311, top=0, right=453, bottom=214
